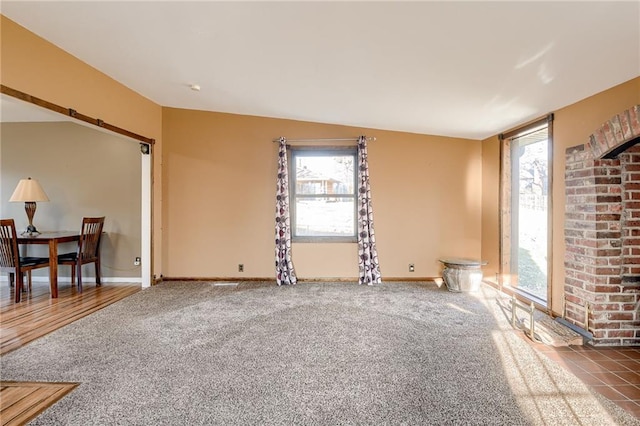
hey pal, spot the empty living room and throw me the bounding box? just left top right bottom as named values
left=1, top=1, right=639, bottom=425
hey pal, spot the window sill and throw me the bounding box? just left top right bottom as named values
left=292, top=237, right=357, bottom=243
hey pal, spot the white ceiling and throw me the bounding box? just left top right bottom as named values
left=2, top=1, right=639, bottom=140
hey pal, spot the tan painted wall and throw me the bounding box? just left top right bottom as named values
left=162, top=108, right=482, bottom=279
left=0, top=16, right=163, bottom=277
left=482, top=77, right=640, bottom=314
left=481, top=134, right=501, bottom=281
left=0, top=122, right=142, bottom=279
left=9, top=14, right=635, bottom=288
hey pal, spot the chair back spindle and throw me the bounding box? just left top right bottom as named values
left=0, top=219, right=19, bottom=269
left=78, top=218, right=104, bottom=261
left=59, top=216, right=105, bottom=292
left=1, top=218, right=50, bottom=302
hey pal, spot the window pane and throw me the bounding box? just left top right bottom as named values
left=295, top=198, right=354, bottom=237
left=511, top=128, right=549, bottom=301
left=295, top=155, right=354, bottom=195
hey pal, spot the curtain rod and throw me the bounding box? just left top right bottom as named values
left=272, top=136, right=376, bottom=143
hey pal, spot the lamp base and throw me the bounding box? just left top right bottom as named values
left=22, top=201, right=41, bottom=236
left=21, top=224, right=40, bottom=236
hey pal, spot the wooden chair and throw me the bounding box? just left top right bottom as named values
left=58, top=217, right=105, bottom=292
left=0, top=218, right=50, bottom=303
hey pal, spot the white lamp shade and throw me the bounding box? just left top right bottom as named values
left=9, top=178, right=50, bottom=202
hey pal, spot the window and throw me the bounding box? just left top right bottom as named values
left=290, top=147, right=357, bottom=242
left=500, top=115, right=553, bottom=304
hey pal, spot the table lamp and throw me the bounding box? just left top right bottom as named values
left=9, top=177, right=50, bottom=235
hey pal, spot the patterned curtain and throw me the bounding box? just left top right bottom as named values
left=275, top=137, right=297, bottom=285
left=357, top=136, right=382, bottom=285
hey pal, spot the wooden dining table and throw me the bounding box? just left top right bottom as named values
left=17, top=231, right=80, bottom=298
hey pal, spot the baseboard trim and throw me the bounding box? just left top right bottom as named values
left=298, top=277, right=357, bottom=282
left=161, top=277, right=275, bottom=282
left=0, top=277, right=141, bottom=284
left=159, top=276, right=440, bottom=283
left=383, top=277, right=440, bottom=282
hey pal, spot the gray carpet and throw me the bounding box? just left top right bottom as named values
left=1, top=281, right=638, bottom=425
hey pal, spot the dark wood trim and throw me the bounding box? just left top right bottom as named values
left=380, top=277, right=440, bottom=282
left=499, top=113, right=554, bottom=141
left=1, top=85, right=154, bottom=145
left=297, top=277, right=356, bottom=282
left=546, top=117, right=554, bottom=309
left=499, top=132, right=505, bottom=278
left=160, top=276, right=439, bottom=283
left=161, top=277, right=276, bottom=282
left=148, top=141, right=155, bottom=287
left=497, top=113, right=554, bottom=312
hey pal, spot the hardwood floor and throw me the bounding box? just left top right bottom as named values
left=0, top=381, right=79, bottom=426
left=0, top=281, right=139, bottom=425
left=0, top=281, right=140, bottom=355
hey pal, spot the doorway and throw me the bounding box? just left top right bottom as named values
left=0, top=93, right=152, bottom=288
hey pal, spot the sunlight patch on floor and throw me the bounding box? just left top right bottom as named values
left=446, top=303, right=475, bottom=315
left=491, top=329, right=617, bottom=424
left=211, top=282, right=239, bottom=287
left=486, top=298, right=617, bottom=425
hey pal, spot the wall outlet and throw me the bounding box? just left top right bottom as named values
left=134, top=257, right=141, bottom=266
left=409, top=263, right=415, bottom=272
left=238, top=264, right=244, bottom=272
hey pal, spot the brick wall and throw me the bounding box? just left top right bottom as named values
left=564, top=105, right=640, bottom=346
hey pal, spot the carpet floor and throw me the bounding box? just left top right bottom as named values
left=1, top=281, right=638, bottom=425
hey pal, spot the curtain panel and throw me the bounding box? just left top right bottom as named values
left=275, top=137, right=297, bottom=285
left=357, top=136, right=382, bottom=285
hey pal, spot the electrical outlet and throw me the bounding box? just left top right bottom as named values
left=238, top=264, right=244, bottom=272
left=134, top=257, right=141, bottom=266
left=409, top=263, right=415, bottom=272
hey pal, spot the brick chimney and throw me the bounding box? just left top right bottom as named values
left=564, top=105, right=640, bottom=346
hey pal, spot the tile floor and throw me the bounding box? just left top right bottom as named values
left=530, top=342, right=640, bottom=418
